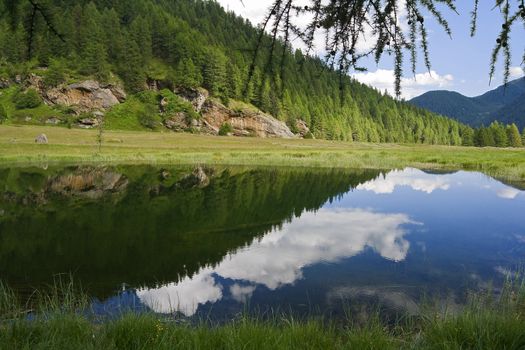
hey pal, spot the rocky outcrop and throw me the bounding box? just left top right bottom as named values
left=26, top=74, right=126, bottom=114
left=295, top=119, right=311, bottom=137
left=46, top=80, right=123, bottom=112
left=200, top=99, right=295, bottom=138
left=175, top=87, right=209, bottom=112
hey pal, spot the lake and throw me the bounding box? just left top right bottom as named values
left=0, top=165, right=524, bottom=320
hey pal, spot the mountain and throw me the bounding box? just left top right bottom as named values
left=410, top=77, right=525, bottom=129
left=0, top=0, right=467, bottom=145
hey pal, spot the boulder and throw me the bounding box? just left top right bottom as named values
left=295, top=119, right=310, bottom=137
left=176, top=87, right=209, bottom=112
left=45, top=117, right=62, bottom=125
left=77, top=117, right=100, bottom=129
left=35, top=134, right=48, bottom=144
left=163, top=112, right=189, bottom=131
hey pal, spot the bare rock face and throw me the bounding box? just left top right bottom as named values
left=176, top=87, right=209, bottom=112
left=46, top=80, right=120, bottom=112
left=200, top=99, right=295, bottom=138
left=35, top=134, right=48, bottom=144
left=295, top=119, right=310, bottom=138
left=25, top=75, right=126, bottom=114
left=163, top=112, right=190, bottom=131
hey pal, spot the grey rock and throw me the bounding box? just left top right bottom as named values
left=45, top=117, right=62, bottom=125
left=35, top=134, right=48, bottom=144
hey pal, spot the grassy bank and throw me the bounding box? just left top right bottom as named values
left=0, top=279, right=524, bottom=349
left=1, top=125, right=525, bottom=182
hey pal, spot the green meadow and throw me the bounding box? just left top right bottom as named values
left=1, top=125, right=525, bottom=185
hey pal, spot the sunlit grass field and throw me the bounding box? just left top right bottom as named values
left=1, top=125, right=525, bottom=183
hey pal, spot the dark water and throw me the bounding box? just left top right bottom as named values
left=0, top=165, right=524, bottom=319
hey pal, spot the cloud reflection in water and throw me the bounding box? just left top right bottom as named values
left=137, top=208, right=420, bottom=315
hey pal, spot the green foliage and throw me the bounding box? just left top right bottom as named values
left=12, top=89, right=42, bottom=109
left=0, top=0, right=520, bottom=147
left=219, top=122, right=233, bottom=136
left=175, top=58, right=202, bottom=89
left=507, top=123, right=522, bottom=147
left=43, top=60, right=67, bottom=87
left=138, top=107, right=160, bottom=130
left=159, top=89, right=198, bottom=120
left=0, top=104, right=6, bottom=123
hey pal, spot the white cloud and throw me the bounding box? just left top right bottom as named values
left=136, top=207, right=419, bottom=315
left=357, top=168, right=451, bottom=194
left=351, top=69, right=454, bottom=99
left=509, top=66, right=524, bottom=79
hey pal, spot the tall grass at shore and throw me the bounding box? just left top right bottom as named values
left=0, top=276, right=524, bottom=349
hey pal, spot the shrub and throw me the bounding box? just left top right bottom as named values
left=138, top=113, right=157, bottom=130
left=13, top=89, right=42, bottom=109
left=43, top=62, right=67, bottom=87
left=219, top=122, right=233, bottom=136
left=0, top=104, right=7, bottom=123
left=138, top=105, right=160, bottom=130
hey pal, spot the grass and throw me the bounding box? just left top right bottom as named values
left=1, top=125, right=525, bottom=184
left=0, top=277, right=524, bottom=349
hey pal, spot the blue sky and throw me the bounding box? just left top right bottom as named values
left=217, top=0, right=524, bottom=99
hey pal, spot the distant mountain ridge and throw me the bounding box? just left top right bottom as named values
left=409, top=77, right=525, bottom=129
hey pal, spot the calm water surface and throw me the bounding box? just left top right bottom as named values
left=0, top=165, right=524, bottom=319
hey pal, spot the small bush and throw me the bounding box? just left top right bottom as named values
left=219, top=122, right=233, bottom=136
left=13, top=89, right=42, bottom=109
left=0, top=104, right=7, bottom=123
left=138, top=112, right=157, bottom=130
left=43, top=62, right=67, bottom=87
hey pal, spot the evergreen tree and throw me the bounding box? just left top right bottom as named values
left=506, top=124, right=522, bottom=147
left=476, top=127, right=495, bottom=147
left=202, top=49, right=226, bottom=96
left=118, top=39, right=145, bottom=93
left=490, top=122, right=508, bottom=147
left=175, top=58, right=202, bottom=89
left=226, top=61, right=242, bottom=99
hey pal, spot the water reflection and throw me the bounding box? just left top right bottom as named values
left=356, top=168, right=452, bottom=194
left=1, top=165, right=524, bottom=320
left=137, top=208, right=420, bottom=315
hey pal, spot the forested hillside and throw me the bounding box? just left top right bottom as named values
left=410, top=77, right=525, bottom=129
left=0, top=0, right=493, bottom=145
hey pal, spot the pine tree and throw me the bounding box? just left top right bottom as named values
left=506, top=124, right=522, bottom=148
left=490, top=122, right=508, bottom=147
left=118, top=39, right=145, bottom=93
left=175, top=58, right=202, bottom=89
left=202, top=49, right=226, bottom=96
left=226, top=61, right=242, bottom=99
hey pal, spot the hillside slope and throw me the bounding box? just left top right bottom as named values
left=0, top=0, right=467, bottom=145
left=410, top=77, right=525, bottom=128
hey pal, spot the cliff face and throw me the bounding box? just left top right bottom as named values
left=22, top=75, right=304, bottom=138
